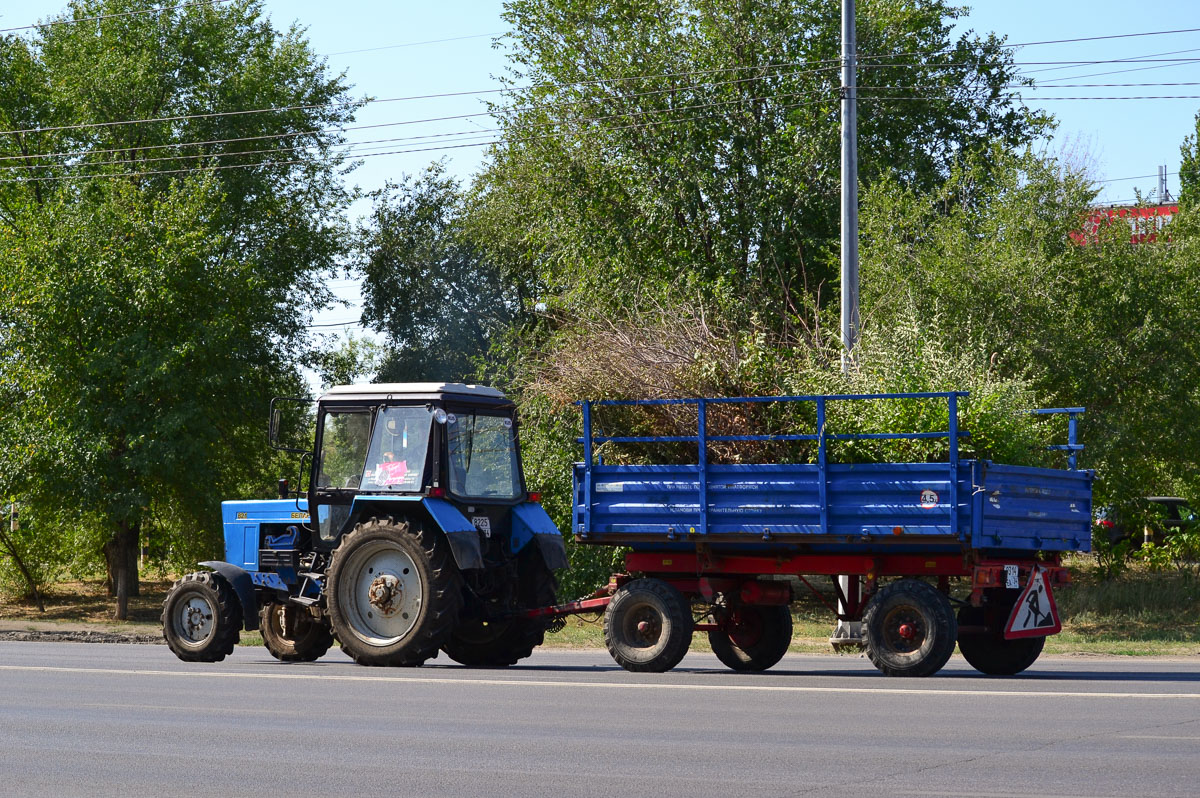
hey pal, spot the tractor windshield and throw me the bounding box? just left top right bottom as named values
left=446, top=411, right=521, bottom=500
left=316, top=411, right=371, bottom=490
left=361, top=406, right=433, bottom=492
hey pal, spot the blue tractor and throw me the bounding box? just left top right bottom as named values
left=161, top=383, right=567, bottom=666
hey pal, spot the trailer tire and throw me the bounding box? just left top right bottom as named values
left=708, top=604, right=793, bottom=672
left=327, top=516, right=463, bottom=667
left=957, top=605, right=1045, bottom=676
left=863, top=579, right=957, bottom=677
left=162, top=571, right=243, bottom=662
left=260, top=602, right=334, bottom=663
left=604, top=578, right=693, bottom=673
left=442, top=551, right=558, bottom=667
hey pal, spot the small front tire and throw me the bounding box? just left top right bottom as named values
left=603, top=578, right=693, bottom=673
left=260, top=602, right=334, bottom=663
left=162, top=571, right=243, bottom=663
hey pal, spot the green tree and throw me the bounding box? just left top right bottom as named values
left=858, top=148, right=1200, bottom=509
left=0, top=0, right=358, bottom=616
left=358, top=164, right=533, bottom=383
left=475, top=0, right=1045, bottom=322
left=1179, top=110, right=1200, bottom=207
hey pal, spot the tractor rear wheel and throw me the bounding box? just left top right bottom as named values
left=603, top=578, right=694, bottom=673
left=260, top=602, right=334, bottom=663
left=957, top=604, right=1046, bottom=676
left=708, top=604, right=793, bottom=672
left=326, top=517, right=463, bottom=667
left=162, top=571, right=242, bottom=662
left=863, top=579, right=957, bottom=677
left=442, top=550, right=558, bottom=667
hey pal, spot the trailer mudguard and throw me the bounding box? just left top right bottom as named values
left=198, top=560, right=260, bottom=631
left=512, top=502, right=569, bottom=570
left=421, top=498, right=485, bottom=570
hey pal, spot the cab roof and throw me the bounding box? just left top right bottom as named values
left=318, top=382, right=508, bottom=403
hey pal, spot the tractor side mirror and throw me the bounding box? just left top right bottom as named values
left=269, top=396, right=314, bottom=454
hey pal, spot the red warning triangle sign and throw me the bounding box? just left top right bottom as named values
left=1004, top=566, right=1062, bottom=639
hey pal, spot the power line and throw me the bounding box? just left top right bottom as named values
left=0, top=64, right=843, bottom=163
left=324, top=32, right=505, bottom=57
left=0, top=97, right=828, bottom=185
left=1022, top=45, right=1200, bottom=77
left=860, top=94, right=1200, bottom=101
left=307, top=318, right=363, bottom=329
left=7, top=48, right=1197, bottom=142
left=0, top=57, right=844, bottom=139
left=1099, top=171, right=1178, bottom=184
left=0, top=0, right=232, bottom=33
left=1002, top=26, right=1200, bottom=49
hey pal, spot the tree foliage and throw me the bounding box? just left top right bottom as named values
left=0, top=0, right=357, bottom=608
left=859, top=148, right=1200, bottom=509
left=358, top=164, right=532, bottom=383
left=473, top=0, right=1045, bottom=323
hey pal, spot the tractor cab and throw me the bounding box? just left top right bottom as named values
left=308, top=383, right=524, bottom=549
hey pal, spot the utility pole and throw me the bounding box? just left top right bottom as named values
left=832, top=0, right=863, bottom=649
left=840, top=0, right=859, bottom=374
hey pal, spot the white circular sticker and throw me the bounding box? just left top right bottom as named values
left=446, top=413, right=457, bottom=425
left=920, top=489, right=939, bottom=509
left=502, top=418, right=512, bottom=428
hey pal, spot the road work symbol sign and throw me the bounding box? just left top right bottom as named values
left=1004, top=566, right=1061, bottom=639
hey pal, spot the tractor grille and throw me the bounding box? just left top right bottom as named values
left=259, top=548, right=300, bottom=570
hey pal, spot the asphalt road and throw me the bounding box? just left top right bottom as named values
left=1, top=642, right=1198, bottom=798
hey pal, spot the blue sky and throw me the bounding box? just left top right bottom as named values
left=8, top=1, right=1200, bottom=358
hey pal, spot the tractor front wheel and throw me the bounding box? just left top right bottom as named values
left=162, top=571, right=243, bottom=663
left=260, top=602, right=334, bottom=663
left=326, top=517, right=463, bottom=667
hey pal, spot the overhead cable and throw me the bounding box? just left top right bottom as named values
left=0, top=0, right=232, bottom=33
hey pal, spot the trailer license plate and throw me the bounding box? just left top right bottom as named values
left=1005, top=564, right=1019, bottom=589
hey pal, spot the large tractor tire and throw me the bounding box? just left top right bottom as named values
left=162, top=571, right=243, bottom=663
left=708, top=604, right=793, bottom=672
left=863, top=578, right=957, bottom=677
left=957, top=602, right=1046, bottom=676
left=326, top=516, right=463, bottom=667
left=603, top=578, right=694, bottom=673
left=442, top=550, right=558, bottom=667
left=260, top=602, right=334, bottom=663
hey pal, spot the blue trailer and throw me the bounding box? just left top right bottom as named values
left=564, top=392, right=1093, bottom=676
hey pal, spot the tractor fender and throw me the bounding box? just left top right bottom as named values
left=511, top=502, right=569, bottom=571
left=198, top=560, right=260, bottom=631
left=420, top=498, right=484, bottom=570
left=348, top=496, right=485, bottom=571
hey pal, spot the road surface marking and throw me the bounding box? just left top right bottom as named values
left=1, top=664, right=1198, bottom=700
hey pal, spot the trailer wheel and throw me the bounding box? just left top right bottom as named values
left=162, top=571, right=243, bottom=662
left=957, top=605, right=1045, bottom=676
left=708, top=604, right=793, bottom=672
left=442, top=551, right=558, bottom=667
left=863, top=579, right=957, bottom=677
left=260, top=602, right=334, bottom=663
left=327, top=516, right=463, bottom=666
left=604, top=578, right=693, bottom=673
